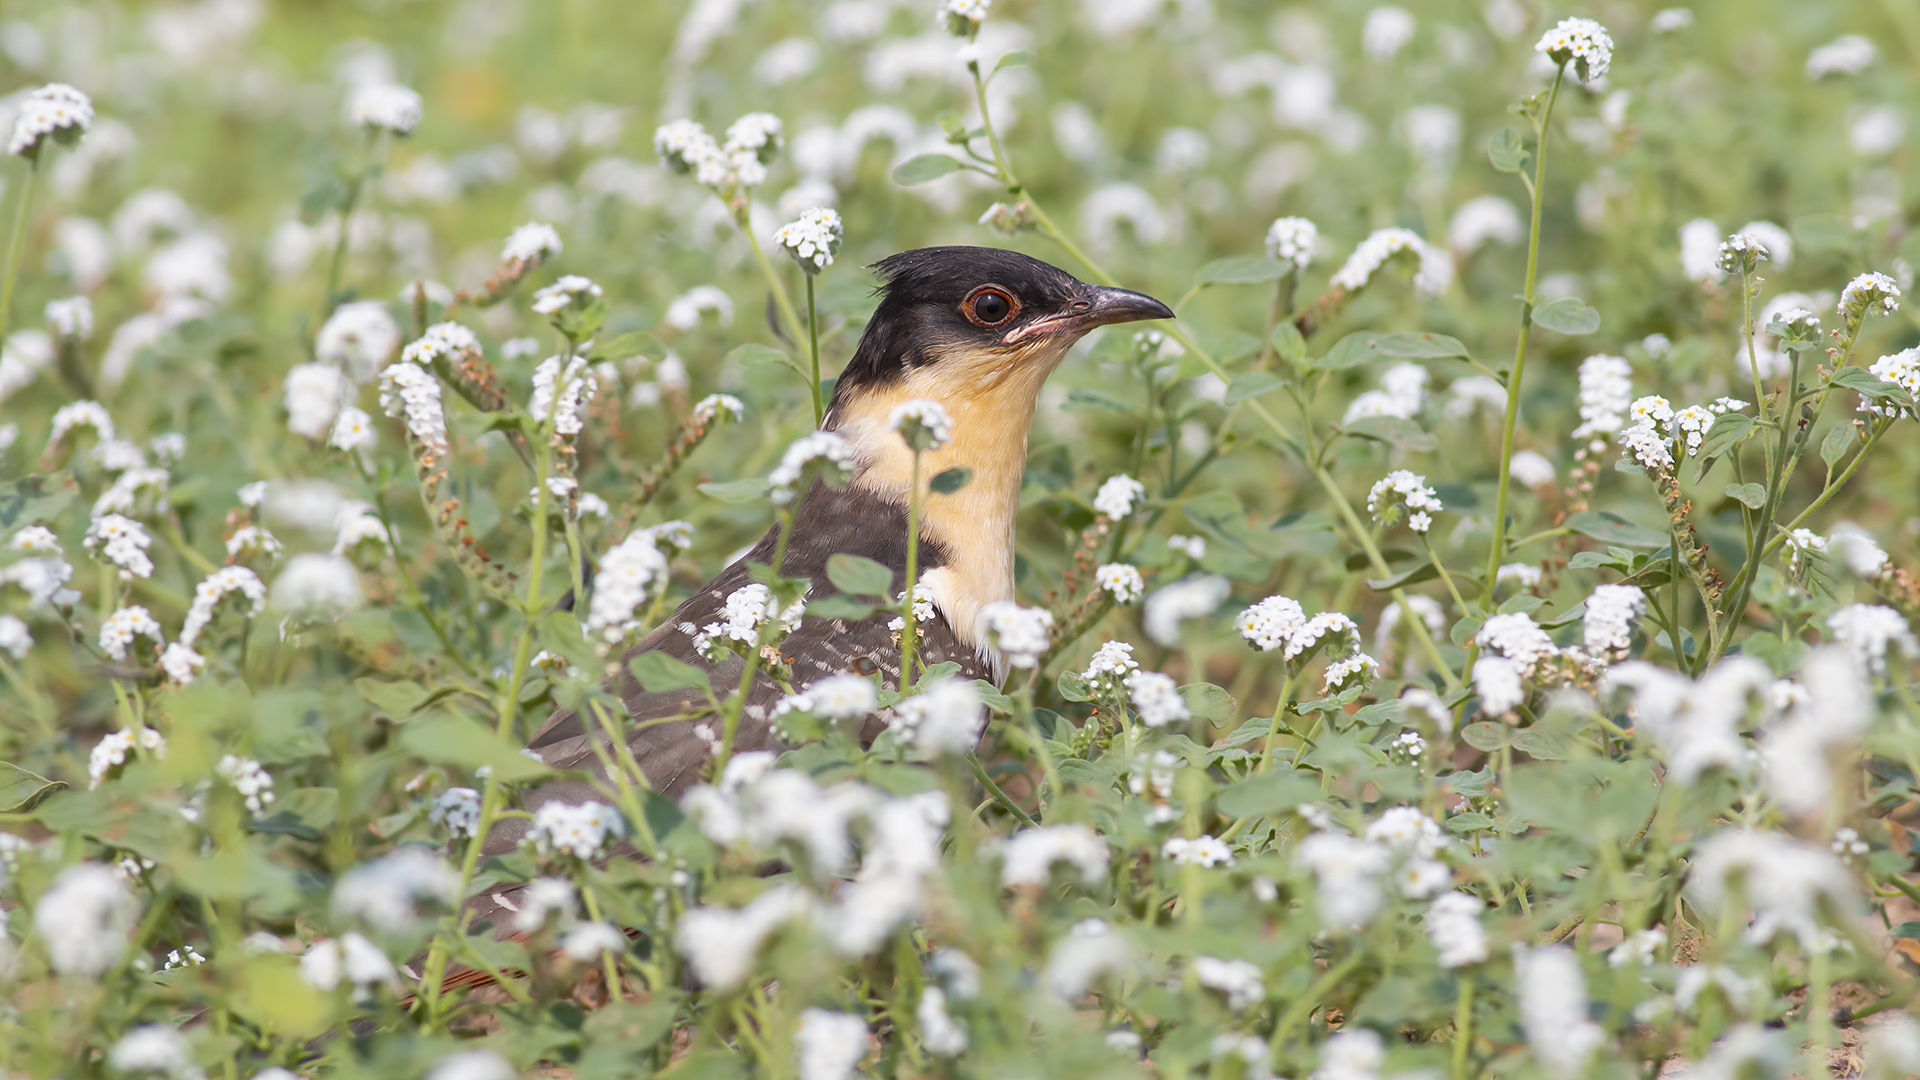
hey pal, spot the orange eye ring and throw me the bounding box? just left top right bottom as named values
left=962, top=285, right=1019, bottom=328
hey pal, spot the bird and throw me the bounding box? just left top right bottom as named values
left=462, top=245, right=1172, bottom=936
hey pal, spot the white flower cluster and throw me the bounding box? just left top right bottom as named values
left=937, top=0, right=991, bottom=35
left=329, top=407, right=376, bottom=453
left=1001, top=824, right=1108, bottom=887
left=85, top=513, right=154, bottom=579
left=1343, top=361, right=1428, bottom=425
left=774, top=673, right=879, bottom=724
left=1619, top=421, right=1673, bottom=470
left=1865, top=347, right=1919, bottom=419
left=108, top=1027, right=202, bottom=1080
left=1827, top=604, right=1917, bottom=675
left=429, top=787, right=481, bottom=838
left=1330, top=227, right=1451, bottom=297
left=980, top=601, right=1052, bottom=668
left=770, top=431, right=855, bottom=505
left=1162, top=834, right=1233, bottom=868
left=586, top=528, right=673, bottom=645
left=1093, top=473, right=1146, bottom=519
left=1571, top=354, right=1633, bottom=442
left=377, top=362, right=449, bottom=457
left=331, top=848, right=458, bottom=931
left=284, top=363, right=354, bottom=440
left=1194, top=956, right=1263, bottom=1010
left=301, top=932, right=396, bottom=994
left=1265, top=216, right=1317, bottom=268
left=1806, top=34, right=1875, bottom=80
left=1081, top=640, right=1138, bottom=694
left=350, top=84, right=422, bottom=135
left=1715, top=232, right=1769, bottom=276
left=269, top=557, right=361, bottom=625
left=886, top=582, right=936, bottom=633
left=1516, top=946, right=1605, bottom=1069
left=92, top=466, right=170, bottom=519
left=1472, top=612, right=1559, bottom=715
left=317, top=302, right=401, bottom=382
left=180, top=565, right=266, bottom=648
left=216, top=754, right=275, bottom=815
left=1534, top=16, right=1613, bottom=83
left=692, top=583, right=806, bottom=661
left=1095, top=563, right=1144, bottom=604
left=89, top=726, right=167, bottom=788
left=1838, top=271, right=1901, bottom=329
left=531, top=275, right=603, bottom=318
left=0, top=614, right=27, bottom=660
left=401, top=321, right=481, bottom=366
left=1692, top=828, right=1859, bottom=951
left=49, top=399, right=114, bottom=447
left=99, top=605, right=164, bottom=661
left=888, top=676, right=988, bottom=757
left=530, top=354, right=597, bottom=437
left=653, top=113, right=785, bottom=192
left=35, top=863, right=136, bottom=976
left=1582, top=583, right=1645, bottom=661
left=1125, top=669, right=1189, bottom=727
left=692, top=393, right=746, bottom=424
left=47, top=296, right=93, bottom=341
left=887, top=398, right=953, bottom=452
left=501, top=222, right=563, bottom=267
left=1366, top=469, right=1443, bottom=533
left=9, top=83, right=94, bottom=157
left=774, top=207, right=844, bottom=274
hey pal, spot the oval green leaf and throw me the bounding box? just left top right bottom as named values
left=1195, top=256, right=1290, bottom=286
left=893, top=154, right=963, bottom=184
left=1529, top=297, right=1602, bottom=335
left=826, top=553, right=894, bottom=597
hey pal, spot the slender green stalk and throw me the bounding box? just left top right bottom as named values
left=742, top=213, right=810, bottom=348
left=1481, top=67, right=1565, bottom=604
left=1739, top=265, right=1775, bottom=479
left=1452, top=973, right=1477, bottom=1080
left=712, top=509, right=798, bottom=776
left=1256, top=671, right=1297, bottom=773
left=805, top=274, right=823, bottom=426
left=1805, top=945, right=1831, bottom=1080
left=900, top=449, right=922, bottom=691
left=1269, top=951, right=1365, bottom=1067
left=0, top=158, right=38, bottom=352
left=323, top=130, right=378, bottom=314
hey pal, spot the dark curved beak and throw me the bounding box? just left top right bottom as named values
left=1003, top=284, right=1175, bottom=345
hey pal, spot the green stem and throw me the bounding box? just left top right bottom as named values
left=0, top=158, right=38, bottom=351
left=805, top=274, right=823, bottom=427
left=966, top=752, right=1037, bottom=828
left=901, top=450, right=921, bottom=692
left=1481, top=66, right=1564, bottom=605
left=1269, top=951, right=1364, bottom=1067
left=1452, top=972, right=1476, bottom=1080
left=1425, top=538, right=1472, bottom=617
left=743, top=213, right=810, bottom=348
left=323, top=131, right=378, bottom=313
left=1740, top=265, right=1775, bottom=480
left=1256, top=670, right=1297, bottom=773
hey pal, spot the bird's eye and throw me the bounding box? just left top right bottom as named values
left=963, top=286, right=1018, bottom=327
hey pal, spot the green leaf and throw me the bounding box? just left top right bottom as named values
left=1343, top=416, right=1437, bottom=452
left=1831, top=365, right=1913, bottom=404
left=893, top=154, right=963, bottom=184
left=1510, top=729, right=1572, bottom=760
left=1889, top=921, right=1920, bottom=939
left=1215, top=771, right=1321, bottom=818
left=1565, top=510, right=1667, bottom=548
left=1195, top=256, right=1290, bottom=286
left=991, top=49, right=1034, bottom=74
left=1459, top=722, right=1508, bottom=752
left=1724, top=482, right=1767, bottom=509
left=1367, top=562, right=1438, bottom=591
left=1315, top=332, right=1380, bottom=371
left=629, top=651, right=712, bottom=695
left=804, top=595, right=877, bottom=620
left=1529, top=297, right=1601, bottom=335
left=727, top=343, right=799, bottom=376
left=1451, top=616, right=1484, bottom=648
left=697, top=476, right=773, bottom=503
left=1821, top=422, right=1855, bottom=467
left=1488, top=129, right=1529, bottom=173
left=1056, top=670, right=1093, bottom=703
left=0, top=761, right=64, bottom=812
left=1445, top=811, right=1495, bottom=834
left=588, top=330, right=663, bottom=362
left=1270, top=322, right=1307, bottom=364
left=826, top=553, right=894, bottom=597
left=1369, top=332, right=1470, bottom=360
left=355, top=678, right=431, bottom=720
left=398, top=713, right=551, bottom=782
left=929, top=466, right=973, bottom=495
left=1179, top=682, right=1235, bottom=724
left=1225, top=371, right=1287, bottom=404
left=1063, top=387, right=1136, bottom=414
left=1699, top=413, right=1754, bottom=460
left=0, top=473, right=76, bottom=531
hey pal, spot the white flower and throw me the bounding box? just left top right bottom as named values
left=216, top=755, right=275, bottom=815
left=377, top=362, right=449, bottom=457
left=774, top=207, right=844, bottom=274
left=401, top=321, right=480, bottom=366
left=1867, top=348, right=1920, bottom=419
left=1785, top=527, right=1828, bottom=573
left=328, top=406, right=376, bottom=452
left=1080, top=640, right=1138, bottom=694
left=237, top=481, right=268, bottom=508
left=1602, top=658, right=1772, bottom=785
left=1619, top=422, right=1672, bottom=469
left=501, top=222, right=563, bottom=266
left=1827, top=524, right=1888, bottom=576
left=1162, top=834, right=1234, bottom=868
left=107, top=1026, right=202, bottom=1080
left=692, top=393, right=745, bottom=424
left=316, top=301, right=401, bottom=382
left=1366, top=805, right=1447, bottom=858
left=91, top=466, right=170, bottom=519
left=180, top=566, right=266, bottom=647
left=99, top=605, right=165, bottom=661
left=1827, top=604, right=1917, bottom=675
left=513, top=876, right=577, bottom=931
left=1839, top=271, right=1901, bottom=329
left=1715, top=232, right=1769, bottom=276
left=887, top=398, right=953, bottom=452
left=1343, top=362, right=1428, bottom=424
left=1167, top=534, right=1206, bottom=560
left=1330, top=227, right=1451, bottom=296
left=2, top=553, right=78, bottom=609
left=1296, top=831, right=1389, bottom=927
left=1093, top=473, right=1146, bottom=519
left=1478, top=611, right=1556, bottom=676
left=332, top=849, right=458, bottom=931
left=1000, top=825, right=1108, bottom=887
left=1691, top=829, right=1858, bottom=950
left=1143, top=574, right=1229, bottom=646
left=1367, top=469, right=1443, bottom=531
left=1317, top=1028, right=1384, bottom=1080
left=796, top=1009, right=868, bottom=1080
left=1450, top=195, right=1522, bottom=254
left=1607, top=927, right=1666, bottom=967
left=529, top=354, right=597, bottom=436
left=1807, top=34, right=1875, bottom=79
left=561, top=922, right=627, bottom=961
left=1472, top=655, right=1524, bottom=715
left=46, top=296, right=93, bottom=341
left=1535, top=16, right=1613, bottom=82
left=770, top=431, right=855, bottom=504
left=1095, top=563, right=1144, bottom=604
left=937, top=0, right=991, bottom=36
left=980, top=601, right=1051, bottom=668
left=1507, top=449, right=1557, bottom=489
left=350, top=84, right=422, bottom=134
left=0, top=615, right=28, bottom=660
left=35, top=862, right=136, bottom=975
left=160, top=642, right=205, bottom=685
left=1266, top=216, right=1318, bottom=267
left=49, top=399, right=115, bottom=447
left=1515, top=946, right=1604, bottom=1069
left=806, top=674, right=878, bottom=721
left=531, top=275, right=603, bottom=317
left=1572, top=353, right=1634, bottom=440
left=1651, top=7, right=1693, bottom=32
left=9, top=525, right=60, bottom=553
left=1125, top=670, right=1189, bottom=727
left=300, top=931, right=396, bottom=994
left=1362, top=6, right=1416, bottom=61
left=676, top=885, right=812, bottom=990
left=1322, top=653, right=1379, bottom=694
left=424, top=1051, right=514, bottom=1080
left=1677, top=218, right=1725, bottom=284
left=1194, top=956, right=1264, bottom=1011
left=271, top=553, right=364, bottom=616
left=429, top=787, right=481, bottom=838
left=524, top=800, right=625, bottom=860
left=918, top=987, right=968, bottom=1056
left=1583, top=583, right=1644, bottom=661
left=85, top=514, right=154, bottom=579
left=9, top=83, right=94, bottom=158
left=586, top=529, right=671, bottom=643
left=1739, top=220, right=1793, bottom=268
left=1426, top=892, right=1487, bottom=966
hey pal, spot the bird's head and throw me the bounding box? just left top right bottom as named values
left=826, top=246, right=1174, bottom=417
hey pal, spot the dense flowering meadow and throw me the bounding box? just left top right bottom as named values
left=0, top=1, right=1918, bottom=1079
